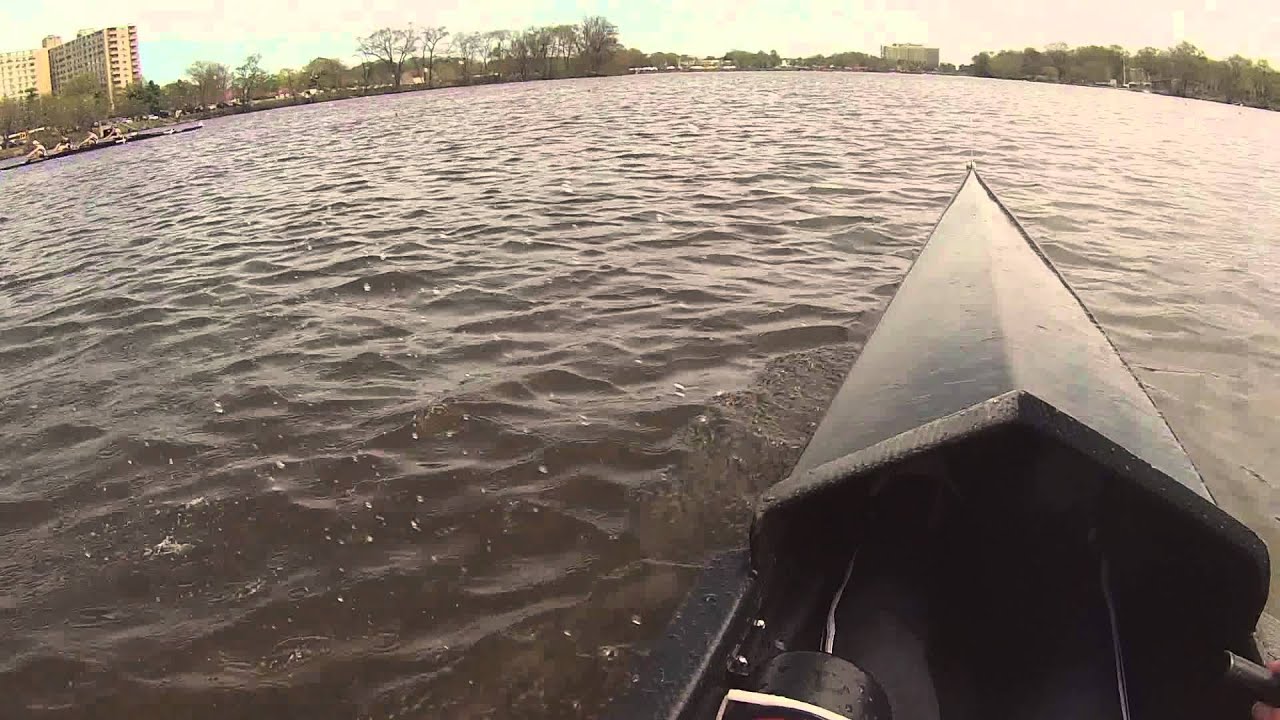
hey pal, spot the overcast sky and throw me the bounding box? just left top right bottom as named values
left=3, top=0, right=1277, bottom=83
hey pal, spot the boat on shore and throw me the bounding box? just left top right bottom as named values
left=613, top=168, right=1270, bottom=719
left=0, top=123, right=204, bottom=173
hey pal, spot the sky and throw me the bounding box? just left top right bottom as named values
left=2, top=0, right=1277, bottom=83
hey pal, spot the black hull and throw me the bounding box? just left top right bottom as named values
left=0, top=124, right=203, bottom=173
left=614, top=169, right=1269, bottom=719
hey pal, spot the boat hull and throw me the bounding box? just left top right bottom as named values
left=613, top=169, right=1269, bottom=720
left=0, top=124, right=203, bottom=173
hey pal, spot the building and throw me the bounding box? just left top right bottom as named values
left=881, top=43, right=941, bottom=70
left=0, top=48, right=51, bottom=99
left=44, top=27, right=142, bottom=107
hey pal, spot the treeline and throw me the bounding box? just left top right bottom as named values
left=154, top=16, right=641, bottom=112
left=966, top=42, right=1279, bottom=108
left=714, top=49, right=956, bottom=72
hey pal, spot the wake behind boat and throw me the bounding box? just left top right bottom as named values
left=613, top=168, right=1270, bottom=719
left=0, top=123, right=204, bottom=173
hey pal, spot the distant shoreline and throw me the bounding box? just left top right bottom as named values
left=3, top=68, right=1269, bottom=163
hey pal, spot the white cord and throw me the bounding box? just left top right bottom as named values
left=822, top=550, right=858, bottom=654
left=1100, top=554, right=1132, bottom=720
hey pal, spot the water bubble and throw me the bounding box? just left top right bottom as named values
left=538, top=465, right=549, bottom=475
left=364, top=501, right=372, bottom=510
left=275, top=461, right=286, bottom=470
left=416, top=495, right=424, bottom=503
left=631, top=615, right=642, bottom=626
left=411, top=519, right=420, bottom=531
left=337, top=596, right=344, bottom=603
left=364, top=535, right=374, bottom=544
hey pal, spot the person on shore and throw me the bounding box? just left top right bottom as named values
left=25, top=139, right=47, bottom=161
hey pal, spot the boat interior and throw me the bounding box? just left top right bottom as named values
left=734, top=419, right=1266, bottom=720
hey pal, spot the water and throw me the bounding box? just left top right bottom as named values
left=1, top=73, right=1276, bottom=718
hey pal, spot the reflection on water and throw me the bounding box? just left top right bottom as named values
left=0, top=72, right=1276, bottom=718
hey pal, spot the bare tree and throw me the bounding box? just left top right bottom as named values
left=578, top=16, right=619, bottom=75
left=452, top=32, right=484, bottom=84
left=529, top=26, right=554, bottom=79
left=511, top=30, right=535, bottom=81
left=358, top=27, right=418, bottom=89
left=550, top=25, right=580, bottom=78
left=483, top=30, right=511, bottom=77
left=420, top=26, right=449, bottom=88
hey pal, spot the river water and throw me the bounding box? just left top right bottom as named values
left=1, top=72, right=1277, bottom=718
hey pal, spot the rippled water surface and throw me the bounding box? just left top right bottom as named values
left=1, top=73, right=1277, bottom=718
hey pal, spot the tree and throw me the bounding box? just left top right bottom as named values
left=420, top=26, right=449, bottom=88
left=0, top=98, right=21, bottom=150
left=452, top=32, right=485, bottom=84
left=302, top=57, right=347, bottom=90
left=988, top=50, right=1025, bottom=78
left=528, top=26, right=554, bottom=78
left=358, top=27, right=418, bottom=89
left=482, top=30, right=511, bottom=76
left=187, top=61, right=230, bottom=106
left=550, top=24, right=580, bottom=77
left=233, top=53, right=267, bottom=104
left=124, top=80, right=164, bottom=115
left=54, top=73, right=108, bottom=130
left=510, top=30, right=535, bottom=81
left=971, top=52, right=992, bottom=78
left=578, top=16, right=619, bottom=75
left=274, top=69, right=297, bottom=96
left=1133, top=47, right=1164, bottom=83
left=162, top=79, right=197, bottom=111
left=1168, top=41, right=1206, bottom=96
left=648, top=52, right=681, bottom=69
